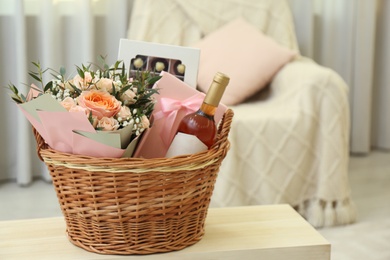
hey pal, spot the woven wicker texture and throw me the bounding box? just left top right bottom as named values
left=34, top=109, right=233, bottom=255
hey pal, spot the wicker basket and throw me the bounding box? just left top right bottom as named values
left=34, top=109, right=234, bottom=255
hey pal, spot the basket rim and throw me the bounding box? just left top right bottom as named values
left=41, top=151, right=223, bottom=173
left=35, top=109, right=234, bottom=172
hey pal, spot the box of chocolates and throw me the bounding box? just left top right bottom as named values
left=118, top=39, right=200, bottom=88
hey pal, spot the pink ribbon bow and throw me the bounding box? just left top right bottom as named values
left=154, top=94, right=204, bottom=146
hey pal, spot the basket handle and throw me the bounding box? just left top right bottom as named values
left=212, top=108, right=234, bottom=151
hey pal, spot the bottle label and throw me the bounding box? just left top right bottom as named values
left=165, top=132, right=208, bottom=157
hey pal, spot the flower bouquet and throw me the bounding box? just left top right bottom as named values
left=8, top=56, right=160, bottom=157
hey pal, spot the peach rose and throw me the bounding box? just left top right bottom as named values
left=97, top=117, right=119, bottom=131
left=120, top=89, right=136, bottom=105
left=116, top=106, right=131, bottom=120
left=60, top=97, right=76, bottom=111
left=95, top=78, right=114, bottom=93
left=77, top=90, right=121, bottom=119
left=140, top=115, right=150, bottom=129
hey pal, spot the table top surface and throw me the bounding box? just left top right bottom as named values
left=0, top=204, right=330, bottom=260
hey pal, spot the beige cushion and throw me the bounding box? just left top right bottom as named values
left=195, top=18, right=297, bottom=105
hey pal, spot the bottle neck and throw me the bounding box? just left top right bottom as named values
left=198, top=72, right=229, bottom=119
left=198, top=102, right=217, bottom=119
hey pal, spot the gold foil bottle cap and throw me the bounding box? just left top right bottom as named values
left=213, top=72, right=230, bottom=86
left=204, top=72, right=230, bottom=107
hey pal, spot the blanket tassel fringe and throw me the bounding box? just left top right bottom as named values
left=295, top=198, right=356, bottom=228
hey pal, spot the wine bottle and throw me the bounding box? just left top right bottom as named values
left=165, top=72, right=229, bottom=157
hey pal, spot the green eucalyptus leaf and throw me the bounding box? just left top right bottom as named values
left=98, top=55, right=106, bottom=65
left=29, top=84, right=42, bottom=92
left=114, top=60, right=122, bottom=69
left=119, top=84, right=132, bottom=95
left=50, top=72, right=59, bottom=79
left=20, top=93, right=26, bottom=102
left=111, top=82, right=116, bottom=96
left=76, top=66, right=84, bottom=78
left=31, top=61, right=40, bottom=68
left=69, top=82, right=82, bottom=95
left=11, top=96, right=22, bottom=104
left=121, top=63, right=125, bottom=77
left=147, top=75, right=162, bottom=86
left=60, top=67, right=66, bottom=76
left=9, top=84, right=18, bottom=94
left=28, top=72, right=41, bottom=82
left=44, top=81, right=53, bottom=92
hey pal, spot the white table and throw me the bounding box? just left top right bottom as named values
left=0, top=205, right=330, bottom=259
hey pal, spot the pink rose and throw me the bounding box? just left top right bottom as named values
left=69, top=105, right=90, bottom=116
left=97, top=117, right=119, bottom=131
left=73, top=72, right=94, bottom=90
left=95, top=78, right=114, bottom=93
left=26, top=84, right=41, bottom=101
left=77, top=90, right=121, bottom=119
left=60, top=97, right=76, bottom=111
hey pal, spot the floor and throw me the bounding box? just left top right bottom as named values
left=319, top=151, right=390, bottom=260
left=1, top=151, right=389, bottom=259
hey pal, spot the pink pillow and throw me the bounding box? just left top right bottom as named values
left=195, top=18, right=297, bottom=105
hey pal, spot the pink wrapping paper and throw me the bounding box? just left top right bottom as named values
left=17, top=92, right=135, bottom=158
left=72, top=132, right=125, bottom=158
left=37, top=111, right=96, bottom=154
left=133, top=71, right=227, bottom=158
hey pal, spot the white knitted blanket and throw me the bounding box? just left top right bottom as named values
left=128, top=0, right=356, bottom=227
left=211, top=56, right=356, bottom=227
